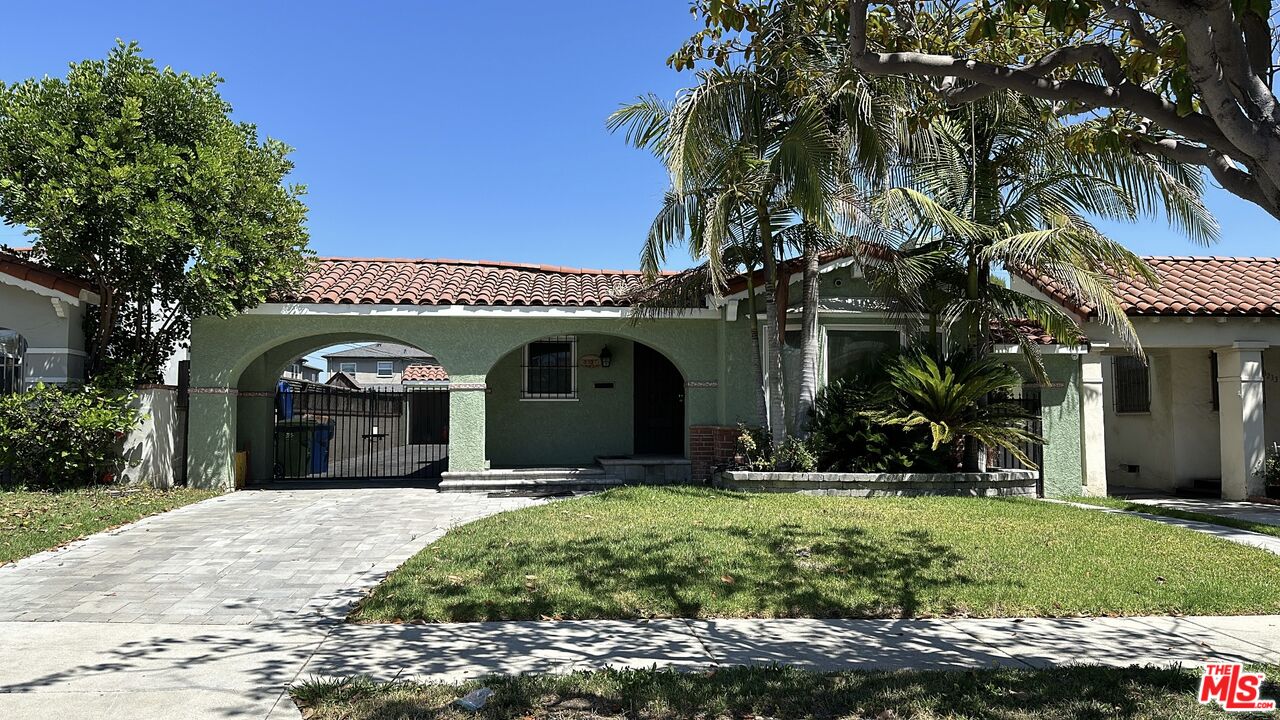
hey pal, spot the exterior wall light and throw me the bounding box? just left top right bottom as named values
left=599, top=346, right=613, bottom=368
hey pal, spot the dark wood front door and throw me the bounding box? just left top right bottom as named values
left=633, top=343, right=685, bottom=455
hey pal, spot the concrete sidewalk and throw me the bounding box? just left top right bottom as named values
left=2, top=614, right=1278, bottom=718
left=1124, top=497, right=1280, bottom=528
left=1048, top=499, right=1280, bottom=555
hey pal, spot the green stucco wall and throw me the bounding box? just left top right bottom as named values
left=184, top=291, right=1087, bottom=495
left=185, top=312, right=736, bottom=488
left=486, top=334, right=644, bottom=466
left=1039, top=353, right=1085, bottom=498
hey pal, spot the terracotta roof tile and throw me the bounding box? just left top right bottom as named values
left=277, top=257, right=671, bottom=307
left=402, top=363, right=449, bottom=382
left=0, top=250, right=97, bottom=300
left=1013, top=256, right=1280, bottom=317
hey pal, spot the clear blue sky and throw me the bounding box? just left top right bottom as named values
left=0, top=0, right=1275, bottom=270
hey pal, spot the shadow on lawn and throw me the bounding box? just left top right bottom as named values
left=297, top=664, right=1237, bottom=720
left=361, top=517, right=975, bottom=622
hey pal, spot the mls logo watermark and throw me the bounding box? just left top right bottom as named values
left=1199, top=664, right=1276, bottom=712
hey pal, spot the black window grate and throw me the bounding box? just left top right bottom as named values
left=1113, top=355, right=1150, bottom=413
left=522, top=336, right=577, bottom=399
left=1210, top=351, right=1220, bottom=412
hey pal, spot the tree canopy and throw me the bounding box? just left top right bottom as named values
left=0, top=41, right=311, bottom=387
left=674, top=0, right=1280, bottom=222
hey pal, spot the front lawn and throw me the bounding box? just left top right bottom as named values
left=1072, top=496, right=1280, bottom=540
left=352, top=487, right=1280, bottom=623
left=292, top=665, right=1279, bottom=719
left=0, top=485, right=218, bottom=564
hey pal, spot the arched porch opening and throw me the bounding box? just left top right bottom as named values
left=233, top=333, right=451, bottom=484
left=484, top=333, right=687, bottom=469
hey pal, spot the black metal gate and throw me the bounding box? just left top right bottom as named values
left=273, top=383, right=448, bottom=481
left=991, top=385, right=1045, bottom=496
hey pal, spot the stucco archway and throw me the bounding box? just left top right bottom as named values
left=231, top=333, right=451, bottom=484
left=484, top=333, right=689, bottom=467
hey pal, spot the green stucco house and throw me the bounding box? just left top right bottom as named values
left=185, top=254, right=1087, bottom=494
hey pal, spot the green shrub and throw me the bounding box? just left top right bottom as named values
left=775, top=435, right=817, bottom=472
left=733, top=423, right=772, bottom=471
left=0, top=384, right=140, bottom=490
left=808, top=378, right=951, bottom=473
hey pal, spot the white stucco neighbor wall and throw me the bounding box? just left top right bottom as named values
left=119, top=387, right=184, bottom=488
left=1102, top=349, right=1175, bottom=489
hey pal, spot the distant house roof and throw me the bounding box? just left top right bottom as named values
left=323, top=342, right=434, bottom=360
left=0, top=249, right=100, bottom=304
left=278, top=257, right=672, bottom=307
left=1014, top=256, right=1280, bottom=317
left=402, top=363, right=449, bottom=382
left=325, top=372, right=360, bottom=389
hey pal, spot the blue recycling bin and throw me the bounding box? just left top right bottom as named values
left=276, top=380, right=294, bottom=420
left=310, top=421, right=335, bottom=474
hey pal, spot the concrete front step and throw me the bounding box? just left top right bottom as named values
left=438, top=468, right=626, bottom=493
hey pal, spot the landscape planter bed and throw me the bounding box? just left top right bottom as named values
left=714, top=469, right=1038, bottom=497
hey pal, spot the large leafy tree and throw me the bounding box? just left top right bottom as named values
left=677, top=0, right=1280, bottom=221
left=0, top=42, right=310, bottom=387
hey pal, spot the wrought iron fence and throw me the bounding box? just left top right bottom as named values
left=272, top=383, right=448, bottom=481
left=990, top=385, right=1044, bottom=496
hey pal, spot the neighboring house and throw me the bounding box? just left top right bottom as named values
left=0, top=250, right=99, bottom=390
left=185, top=255, right=1088, bottom=492
left=280, top=359, right=321, bottom=383
left=1014, top=256, right=1280, bottom=501
left=322, top=343, right=443, bottom=385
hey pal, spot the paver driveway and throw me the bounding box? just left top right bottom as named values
left=0, top=487, right=540, bottom=719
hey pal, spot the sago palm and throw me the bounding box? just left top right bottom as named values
left=863, top=351, right=1042, bottom=468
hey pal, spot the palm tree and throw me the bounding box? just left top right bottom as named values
left=864, top=350, right=1043, bottom=467
left=862, top=93, right=1215, bottom=469
left=609, top=67, right=857, bottom=449
left=868, top=93, right=1216, bottom=376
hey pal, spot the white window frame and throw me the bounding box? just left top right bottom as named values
left=521, top=335, right=578, bottom=401
left=376, top=360, right=394, bottom=378
left=339, top=362, right=357, bottom=374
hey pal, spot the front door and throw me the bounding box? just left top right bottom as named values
left=633, top=343, right=685, bottom=455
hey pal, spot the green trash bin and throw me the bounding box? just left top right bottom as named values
left=274, top=419, right=316, bottom=477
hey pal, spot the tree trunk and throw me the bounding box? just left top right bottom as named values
left=88, top=285, right=116, bottom=381
left=794, top=235, right=820, bottom=437
left=745, top=266, right=768, bottom=428
left=756, top=203, right=787, bottom=453
left=961, top=250, right=983, bottom=471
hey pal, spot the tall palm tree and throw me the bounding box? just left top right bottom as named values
left=610, top=67, right=858, bottom=448
left=869, top=93, right=1217, bottom=377
left=864, top=93, right=1216, bottom=469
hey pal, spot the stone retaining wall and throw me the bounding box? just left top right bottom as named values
left=714, top=469, right=1038, bottom=497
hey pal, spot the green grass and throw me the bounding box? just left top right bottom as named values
left=352, top=487, right=1280, bottom=623
left=1072, top=496, right=1280, bottom=540
left=0, top=485, right=218, bottom=564
left=291, top=665, right=1280, bottom=719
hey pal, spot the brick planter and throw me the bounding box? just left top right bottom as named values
left=714, top=470, right=1038, bottom=497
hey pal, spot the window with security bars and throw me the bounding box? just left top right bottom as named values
left=523, top=336, right=577, bottom=399
left=1112, top=355, right=1150, bottom=413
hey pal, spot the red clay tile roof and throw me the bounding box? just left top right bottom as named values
left=1014, top=256, right=1280, bottom=317
left=0, top=250, right=98, bottom=300
left=989, top=319, right=1075, bottom=346
left=280, top=258, right=672, bottom=306
left=402, top=363, right=449, bottom=382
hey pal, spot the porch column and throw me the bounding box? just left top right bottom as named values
left=447, top=378, right=487, bottom=471
left=184, top=389, right=237, bottom=490
left=1079, top=353, right=1108, bottom=496
left=1217, top=344, right=1267, bottom=500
